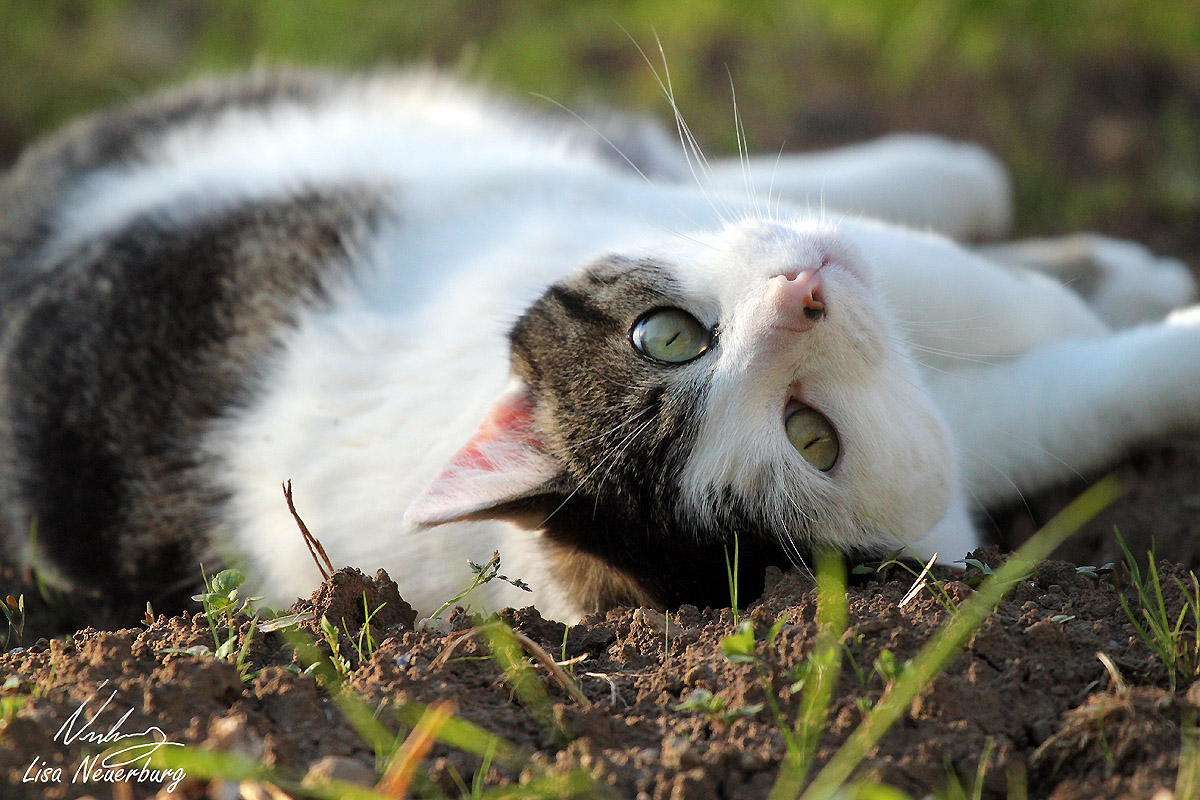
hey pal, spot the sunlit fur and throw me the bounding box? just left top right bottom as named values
left=2, top=70, right=1199, bottom=621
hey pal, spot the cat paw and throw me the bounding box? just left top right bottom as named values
left=1166, top=304, right=1200, bottom=328
left=982, top=234, right=1195, bottom=328
left=1078, top=235, right=1196, bottom=326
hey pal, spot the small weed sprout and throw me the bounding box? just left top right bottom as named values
left=718, top=614, right=822, bottom=758
left=162, top=567, right=262, bottom=681
left=0, top=693, right=25, bottom=730
left=1075, top=562, right=1115, bottom=581
left=725, top=531, right=742, bottom=624
left=872, top=649, right=907, bottom=689
left=958, top=558, right=995, bottom=586
left=560, top=624, right=573, bottom=677
left=2, top=594, right=24, bottom=649
left=341, top=593, right=388, bottom=666
left=1115, top=531, right=1200, bottom=691
left=319, top=615, right=353, bottom=678
left=836, top=632, right=869, bottom=692
left=427, top=551, right=531, bottom=622
left=673, top=688, right=763, bottom=725
left=857, top=546, right=960, bottom=611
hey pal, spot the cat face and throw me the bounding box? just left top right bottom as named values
left=407, top=219, right=956, bottom=611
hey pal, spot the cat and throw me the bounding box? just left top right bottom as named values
left=1, top=70, right=1197, bottom=622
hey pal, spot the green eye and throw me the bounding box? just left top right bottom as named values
left=630, top=308, right=711, bottom=364
left=786, top=407, right=839, bottom=471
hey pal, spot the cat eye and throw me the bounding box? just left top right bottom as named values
left=786, top=407, right=839, bottom=471
left=630, top=308, right=711, bottom=364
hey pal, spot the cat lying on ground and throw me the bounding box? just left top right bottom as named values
left=0, top=71, right=1196, bottom=621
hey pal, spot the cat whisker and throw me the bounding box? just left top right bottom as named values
left=900, top=342, right=1013, bottom=367
left=537, top=408, right=656, bottom=527
left=962, top=451, right=1035, bottom=521
left=777, top=487, right=818, bottom=569
left=594, top=415, right=659, bottom=508
left=563, top=406, right=655, bottom=451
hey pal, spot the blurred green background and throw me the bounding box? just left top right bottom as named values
left=1, top=0, right=1198, bottom=250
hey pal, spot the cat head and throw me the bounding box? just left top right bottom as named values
left=406, top=219, right=955, bottom=611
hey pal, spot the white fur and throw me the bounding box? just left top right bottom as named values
left=54, top=74, right=1200, bottom=620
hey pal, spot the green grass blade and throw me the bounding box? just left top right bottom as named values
left=278, top=627, right=401, bottom=761
left=392, top=701, right=527, bottom=770
left=769, top=548, right=848, bottom=798
left=798, top=474, right=1122, bottom=799
left=480, top=617, right=567, bottom=743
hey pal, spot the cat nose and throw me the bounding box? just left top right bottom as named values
left=767, top=269, right=826, bottom=330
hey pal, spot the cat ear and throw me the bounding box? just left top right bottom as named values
left=404, top=383, right=561, bottom=526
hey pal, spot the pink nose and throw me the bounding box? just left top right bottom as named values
left=767, top=269, right=826, bottom=332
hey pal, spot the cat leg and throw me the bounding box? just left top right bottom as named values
left=927, top=306, right=1200, bottom=508
left=976, top=234, right=1197, bottom=329
left=706, top=134, right=1013, bottom=240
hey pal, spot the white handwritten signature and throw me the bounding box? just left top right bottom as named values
left=22, top=680, right=187, bottom=792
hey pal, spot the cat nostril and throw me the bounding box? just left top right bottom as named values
left=804, top=285, right=825, bottom=319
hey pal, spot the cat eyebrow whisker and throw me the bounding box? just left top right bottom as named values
left=766, top=142, right=788, bottom=224
left=624, top=29, right=738, bottom=227
left=527, top=92, right=711, bottom=242
left=725, top=65, right=760, bottom=220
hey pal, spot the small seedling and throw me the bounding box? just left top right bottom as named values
left=872, top=649, right=907, bottom=689
left=725, top=531, right=742, bottom=624
left=2, top=594, right=24, bottom=649
left=1075, top=562, right=1115, bottom=581
left=162, top=567, right=263, bottom=680
left=0, top=694, right=25, bottom=729
left=719, top=617, right=811, bottom=762
left=860, top=546, right=960, bottom=612
left=560, top=624, right=574, bottom=677
left=674, top=688, right=763, bottom=725
left=426, top=551, right=531, bottom=622
left=342, top=593, right=388, bottom=666
left=837, top=632, right=870, bottom=692
left=721, top=619, right=758, bottom=664
left=320, top=615, right=353, bottom=678
left=959, top=558, right=995, bottom=587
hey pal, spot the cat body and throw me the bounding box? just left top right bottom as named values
left=1, top=71, right=1196, bottom=620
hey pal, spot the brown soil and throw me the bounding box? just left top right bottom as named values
left=0, top=537, right=1195, bottom=800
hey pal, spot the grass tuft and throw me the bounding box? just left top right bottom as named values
left=1115, top=530, right=1200, bottom=692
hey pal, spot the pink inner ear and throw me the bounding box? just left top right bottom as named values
left=404, top=386, right=560, bottom=526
